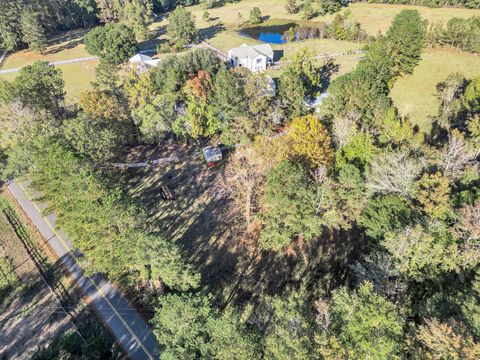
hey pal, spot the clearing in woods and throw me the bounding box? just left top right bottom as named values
left=119, top=141, right=364, bottom=312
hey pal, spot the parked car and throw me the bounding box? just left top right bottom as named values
left=202, top=145, right=223, bottom=167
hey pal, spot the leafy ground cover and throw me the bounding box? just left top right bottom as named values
left=119, top=141, right=364, bottom=310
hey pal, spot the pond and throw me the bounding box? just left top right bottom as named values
left=240, top=23, right=296, bottom=44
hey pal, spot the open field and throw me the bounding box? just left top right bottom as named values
left=2, top=1, right=479, bottom=122
left=0, top=60, right=98, bottom=102
left=167, top=1, right=480, bottom=36
left=391, top=48, right=480, bottom=133
left=0, top=28, right=97, bottom=101
left=1, top=29, right=90, bottom=69
left=343, top=3, right=480, bottom=35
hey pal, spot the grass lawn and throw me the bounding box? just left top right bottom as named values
left=0, top=27, right=96, bottom=101
left=1, top=29, right=91, bottom=70
left=2, top=1, right=479, bottom=122
left=391, top=48, right=480, bottom=133
left=344, top=3, right=480, bottom=35
left=161, top=1, right=480, bottom=36
left=0, top=60, right=98, bottom=102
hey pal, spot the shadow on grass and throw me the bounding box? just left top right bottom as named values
left=319, top=58, right=340, bottom=91
left=118, top=141, right=367, bottom=311
left=44, top=28, right=91, bottom=55
left=199, top=24, right=227, bottom=41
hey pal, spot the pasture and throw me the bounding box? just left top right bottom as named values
left=391, top=48, right=480, bottom=132
left=0, top=29, right=96, bottom=101
left=178, top=1, right=480, bottom=35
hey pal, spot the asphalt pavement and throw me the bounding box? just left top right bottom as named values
left=7, top=180, right=160, bottom=360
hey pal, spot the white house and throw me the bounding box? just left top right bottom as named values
left=227, top=44, right=274, bottom=72
left=128, top=53, right=161, bottom=71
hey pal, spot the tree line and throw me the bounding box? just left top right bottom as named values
left=0, top=0, right=97, bottom=52
left=283, top=11, right=373, bottom=43
left=427, top=16, right=480, bottom=53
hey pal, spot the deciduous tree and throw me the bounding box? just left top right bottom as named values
left=249, top=7, right=262, bottom=24
left=138, top=235, right=200, bottom=291
left=288, top=115, right=334, bottom=170
left=133, top=94, right=176, bottom=143
left=13, top=61, right=65, bottom=119
left=152, top=293, right=258, bottom=359
left=322, top=282, right=404, bottom=359
left=79, top=89, right=129, bottom=121
left=359, top=194, right=412, bottom=240
left=412, top=172, right=451, bottom=220
left=366, top=151, right=422, bottom=197
left=63, top=112, right=130, bottom=162
left=382, top=224, right=459, bottom=281
left=84, top=23, right=137, bottom=65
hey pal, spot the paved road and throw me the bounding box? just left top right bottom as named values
left=7, top=180, right=160, bottom=360
left=0, top=56, right=99, bottom=74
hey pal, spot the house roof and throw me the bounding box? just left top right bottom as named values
left=144, top=59, right=161, bottom=67
left=128, top=53, right=161, bottom=68
left=229, top=43, right=274, bottom=60
left=129, top=53, right=153, bottom=64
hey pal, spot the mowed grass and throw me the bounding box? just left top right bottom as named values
left=391, top=48, right=480, bottom=132
left=164, top=1, right=480, bottom=36
left=0, top=28, right=95, bottom=100
left=2, top=1, right=479, bottom=119
left=344, top=3, right=480, bottom=35
left=1, top=29, right=91, bottom=69
left=0, top=60, right=98, bottom=102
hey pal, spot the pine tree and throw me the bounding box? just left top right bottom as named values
left=387, top=10, right=427, bottom=75
left=121, top=0, right=154, bottom=41
left=20, top=10, right=47, bottom=54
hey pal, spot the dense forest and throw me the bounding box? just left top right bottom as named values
left=1, top=1, right=480, bottom=359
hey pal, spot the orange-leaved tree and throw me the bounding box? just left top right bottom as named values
left=288, top=114, right=334, bottom=170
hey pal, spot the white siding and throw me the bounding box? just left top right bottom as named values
left=251, top=55, right=267, bottom=72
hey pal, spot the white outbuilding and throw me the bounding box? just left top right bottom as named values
left=128, top=53, right=161, bottom=71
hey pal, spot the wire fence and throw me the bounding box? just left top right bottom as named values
left=0, top=56, right=98, bottom=74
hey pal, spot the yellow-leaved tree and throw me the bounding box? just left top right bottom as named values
left=288, top=115, right=334, bottom=170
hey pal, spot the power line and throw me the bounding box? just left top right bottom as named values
left=0, top=208, right=87, bottom=345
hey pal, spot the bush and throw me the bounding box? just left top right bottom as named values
left=249, top=7, right=262, bottom=24
left=157, top=42, right=173, bottom=54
